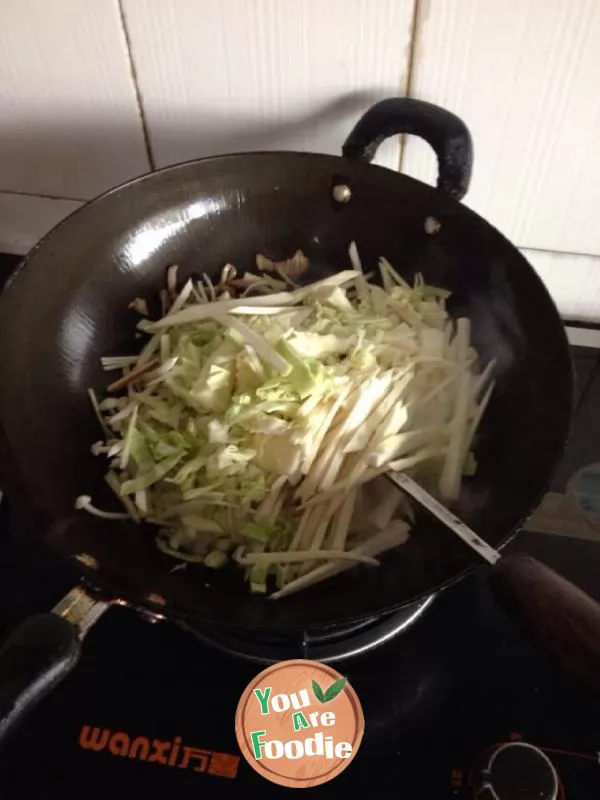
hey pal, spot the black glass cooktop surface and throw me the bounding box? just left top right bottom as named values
left=1, top=253, right=600, bottom=798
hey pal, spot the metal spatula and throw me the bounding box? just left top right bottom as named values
left=388, top=471, right=600, bottom=695
left=387, top=471, right=500, bottom=566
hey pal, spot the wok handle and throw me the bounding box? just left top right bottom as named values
left=489, top=554, right=600, bottom=693
left=0, top=614, right=80, bottom=744
left=0, top=585, right=109, bottom=745
left=342, top=98, right=473, bottom=201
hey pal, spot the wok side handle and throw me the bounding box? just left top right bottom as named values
left=0, top=586, right=109, bottom=745
left=489, top=554, right=600, bottom=694
left=342, top=98, right=473, bottom=201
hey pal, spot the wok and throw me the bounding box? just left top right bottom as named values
left=0, top=98, right=590, bottom=742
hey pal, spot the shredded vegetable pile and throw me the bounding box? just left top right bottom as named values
left=76, top=245, right=495, bottom=598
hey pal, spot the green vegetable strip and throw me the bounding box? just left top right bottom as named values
left=79, top=245, right=494, bottom=596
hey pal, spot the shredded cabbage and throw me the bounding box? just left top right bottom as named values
left=76, top=247, right=494, bottom=597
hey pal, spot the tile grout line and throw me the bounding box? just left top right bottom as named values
left=116, top=0, right=156, bottom=172
left=1, top=184, right=599, bottom=264
left=0, top=185, right=598, bottom=263
left=0, top=188, right=85, bottom=203
left=397, top=0, right=422, bottom=172
left=519, top=245, right=600, bottom=260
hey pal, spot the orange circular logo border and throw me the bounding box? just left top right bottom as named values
left=235, top=659, right=364, bottom=788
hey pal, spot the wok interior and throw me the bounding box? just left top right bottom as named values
left=0, top=153, right=571, bottom=627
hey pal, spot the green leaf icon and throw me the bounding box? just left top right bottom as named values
left=323, top=677, right=347, bottom=703
left=312, top=679, right=325, bottom=703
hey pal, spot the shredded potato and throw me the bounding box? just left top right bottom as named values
left=75, top=245, right=494, bottom=597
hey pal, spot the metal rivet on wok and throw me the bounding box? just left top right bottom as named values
left=332, top=184, right=352, bottom=204
left=139, top=608, right=166, bottom=624
left=424, top=216, right=441, bottom=234
left=75, top=553, right=99, bottom=569
left=145, top=592, right=167, bottom=607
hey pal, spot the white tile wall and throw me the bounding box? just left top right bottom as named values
left=0, top=0, right=149, bottom=199
left=1, top=0, right=600, bottom=321
left=0, top=193, right=81, bottom=254
left=522, top=248, right=600, bottom=322
left=401, top=0, right=600, bottom=256
left=121, top=0, right=414, bottom=169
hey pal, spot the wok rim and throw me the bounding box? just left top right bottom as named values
left=0, top=149, right=574, bottom=628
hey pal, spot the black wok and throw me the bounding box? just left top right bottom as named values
left=0, top=98, right=584, bottom=739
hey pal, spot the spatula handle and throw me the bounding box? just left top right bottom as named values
left=489, top=554, right=600, bottom=693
